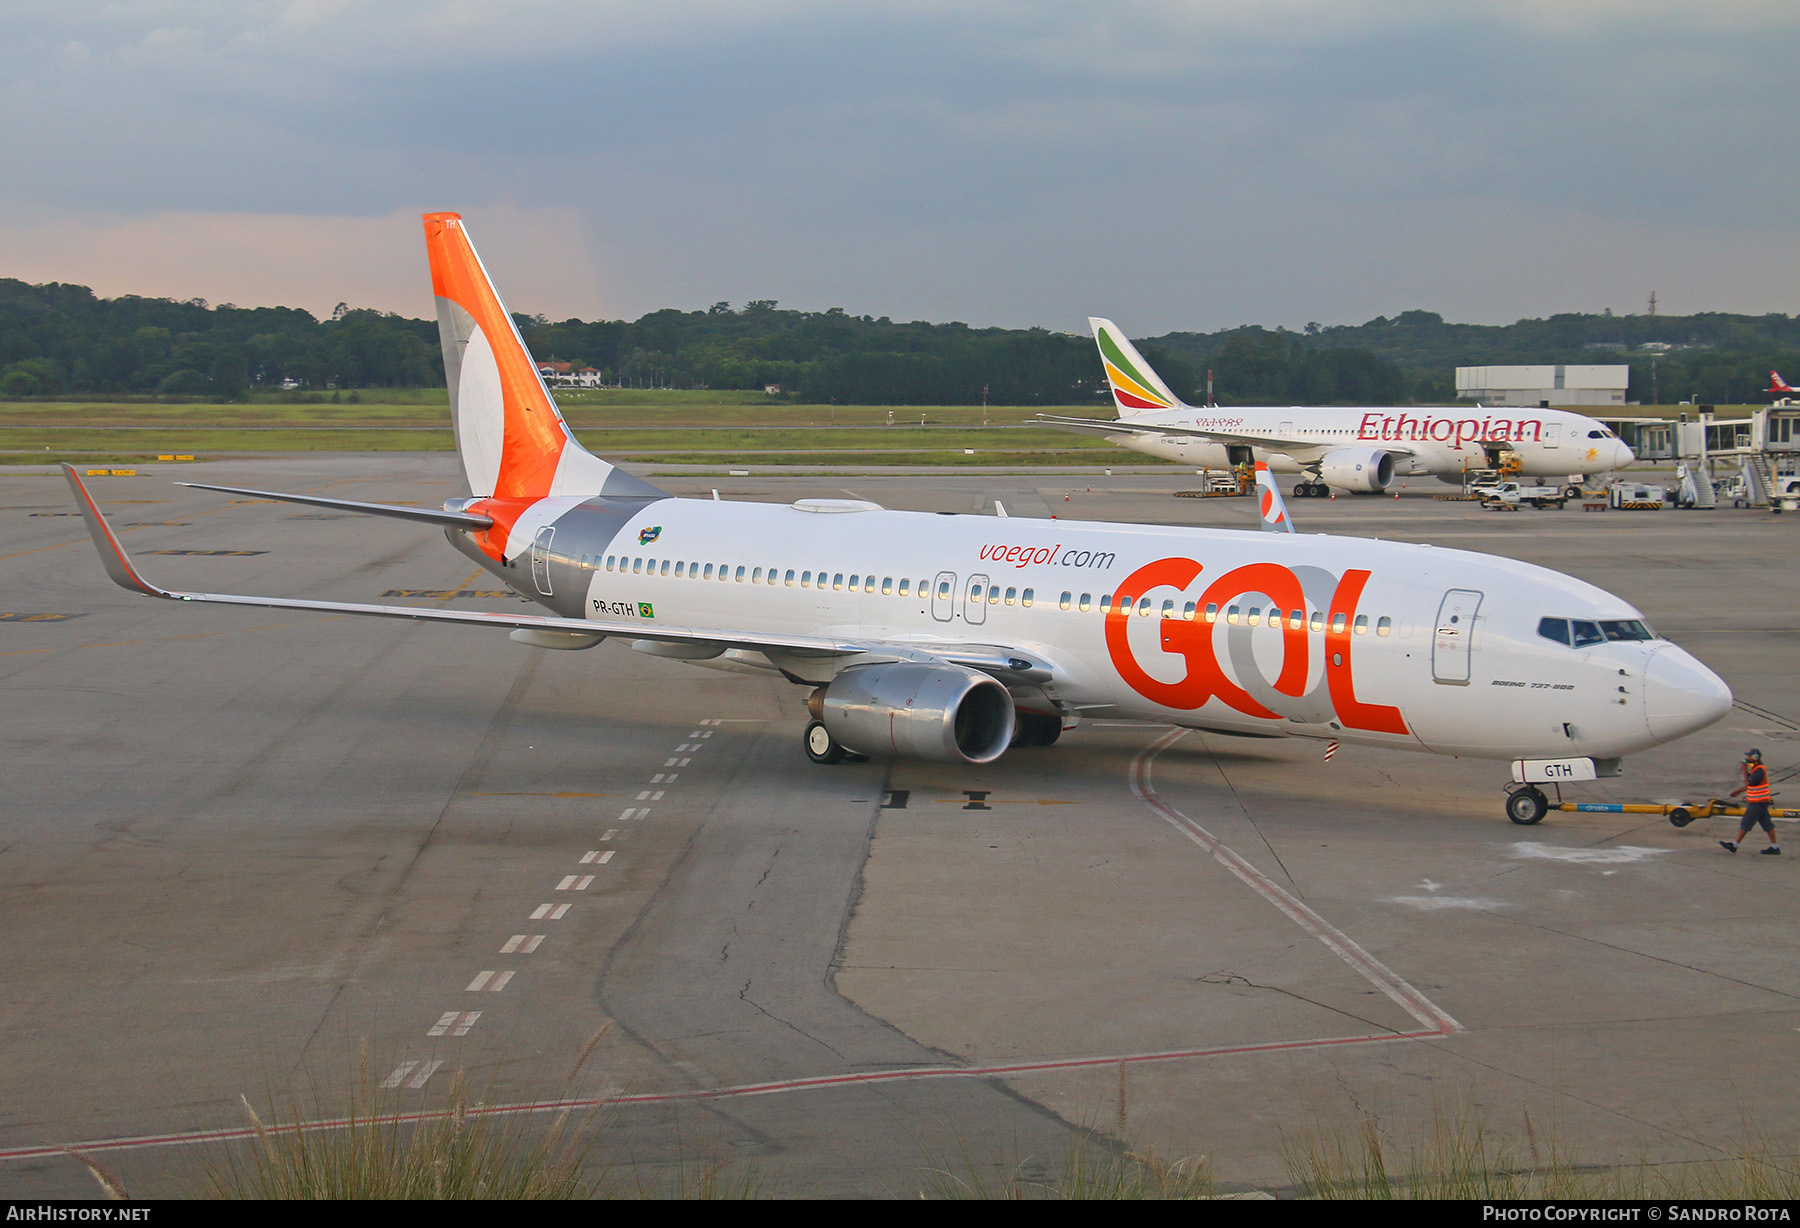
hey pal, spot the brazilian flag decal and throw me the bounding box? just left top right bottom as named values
left=639, top=602, right=654, bottom=618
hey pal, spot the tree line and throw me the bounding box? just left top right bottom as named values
left=3, top=276, right=1797, bottom=406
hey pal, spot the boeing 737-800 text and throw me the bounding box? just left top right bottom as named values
left=63, top=213, right=1731, bottom=825
left=1039, top=320, right=1635, bottom=497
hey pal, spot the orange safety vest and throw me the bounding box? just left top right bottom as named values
left=1745, top=763, right=1772, bottom=803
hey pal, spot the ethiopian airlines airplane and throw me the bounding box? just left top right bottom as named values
left=63, top=214, right=1732, bottom=825
left=1038, top=320, right=1635, bottom=496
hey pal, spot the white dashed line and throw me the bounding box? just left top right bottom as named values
left=601, top=829, right=618, bottom=841
left=663, top=758, right=680, bottom=767
left=381, top=1060, right=445, bottom=1090
left=619, top=807, right=639, bottom=821
left=651, top=790, right=664, bottom=800
left=636, top=791, right=652, bottom=801
left=663, top=774, right=678, bottom=784
left=596, top=850, right=614, bottom=864
left=427, top=1010, right=480, bottom=1037
left=530, top=903, right=571, bottom=920
left=553, top=875, right=594, bottom=891
left=467, top=970, right=514, bottom=992
left=467, top=971, right=496, bottom=991
left=500, top=934, right=545, bottom=954
left=579, top=849, right=617, bottom=864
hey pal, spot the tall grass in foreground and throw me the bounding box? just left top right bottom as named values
left=1281, top=1101, right=1800, bottom=1200
left=198, top=1073, right=611, bottom=1200
left=918, top=1131, right=1215, bottom=1200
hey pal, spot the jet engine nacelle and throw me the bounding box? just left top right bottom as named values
left=1318, top=448, right=1396, bottom=493
left=815, top=662, right=1016, bottom=764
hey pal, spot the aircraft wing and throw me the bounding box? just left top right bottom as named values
left=64, top=466, right=1054, bottom=678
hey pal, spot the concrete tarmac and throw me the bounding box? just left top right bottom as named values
left=0, top=456, right=1795, bottom=1197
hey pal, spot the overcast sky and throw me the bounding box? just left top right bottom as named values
left=2, top=1, right=1796, bottom=333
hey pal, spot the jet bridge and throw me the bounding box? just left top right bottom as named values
left=1669, top=406, right=1800, bottom=510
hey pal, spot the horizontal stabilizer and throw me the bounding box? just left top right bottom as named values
left=176, top=481, right=493, bottom=528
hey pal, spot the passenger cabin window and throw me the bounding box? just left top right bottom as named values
left=899, top=579, right=911, bottom=597
left=1060, top=592, right=1072, bottom=610
left=660, top=560, right=670, bottom=576
left=1377, top=616, right=1393, bottom=637
left=1079, top=594, right=1092, bottom=613
left=1021, top=589, right=1033, bottom=607
left=1354, top=614, right=1369, bottom=635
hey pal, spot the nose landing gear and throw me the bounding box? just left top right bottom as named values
left=1504, top=784, right=1549, bottom=825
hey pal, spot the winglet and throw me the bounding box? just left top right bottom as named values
left=1088, top=318, right=1186, bottom=418
left=61, top=465, right=175, bottom=598
left=1254, top=461, right=1295, bottom=534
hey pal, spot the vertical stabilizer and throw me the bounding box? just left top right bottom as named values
left=1089, top=318, right=1187, bottom=418
left=1255, top=461, right=1295, bottom=533
left=423, top=213, right=660, bottom=500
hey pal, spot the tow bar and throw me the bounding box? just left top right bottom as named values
left=1550, top=799, right=1799, bottom=828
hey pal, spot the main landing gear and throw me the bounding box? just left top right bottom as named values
left=1291, top=480, right=1330, bottom=498
left=803, top=720, right=868, bottom=765
left=1504, top=784, right=1549, bottom=825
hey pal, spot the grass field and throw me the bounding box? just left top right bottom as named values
left=0, top=395, right=1141, bottom=466
left=0, top=394, right=1765, bottom=467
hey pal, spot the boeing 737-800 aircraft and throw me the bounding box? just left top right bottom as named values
left=63, top=214, right=1731, bottom=825
left=1039, top=320, right=1635, bottom=496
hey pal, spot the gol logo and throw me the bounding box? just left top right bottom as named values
left=1103, top=557, right=1407, bottom=735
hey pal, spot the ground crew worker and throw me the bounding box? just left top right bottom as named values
left=1721, top=748, right=1780, bottom=855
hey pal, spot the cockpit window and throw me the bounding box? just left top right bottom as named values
left=1541, top=615, right=1658, bottom=647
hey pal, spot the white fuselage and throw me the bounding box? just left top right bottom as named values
left=1108, top=405, right=1634, bottom=481
left=464, top=496, right=1728, bottom=763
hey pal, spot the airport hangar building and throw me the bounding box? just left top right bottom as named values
left=1456, top=364, right=1630, bottom=408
